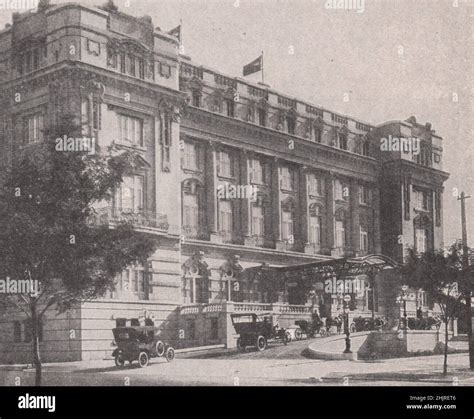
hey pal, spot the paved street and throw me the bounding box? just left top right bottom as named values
left=1, top=338, right=473, bottom=387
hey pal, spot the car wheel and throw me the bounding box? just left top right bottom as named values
left=165, top=347, right=175, bottom=362
left=294, top=328, right=303, bottom=341
left=114, top=352, right=125, bottom=367
left=155, top=340, right=165, bottom=357
left=256, top=335, right=267, bottom=351
left=237, top=338, right=246, bottom=352
left=138, top=351, right=149, bottom=368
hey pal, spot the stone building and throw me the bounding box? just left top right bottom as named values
left=0, top=2, right=449, bottom=362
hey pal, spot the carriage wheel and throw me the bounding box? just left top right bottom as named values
left=237, top=338, right=246, bottom=352
left=294, top=328, right=303, bottom=341
left=155, top=340, right=165, bottom=357
left=256, top=335, right=267, bottom=351
left=138, top=352, right=149, bottom=368
left=114, top=352, right=125, bottom=367
left=165, top=347, right=175, bottom=362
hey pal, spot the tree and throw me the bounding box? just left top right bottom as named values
left=0, top=114, right=159, bottom=385
left=401, top=244, right=467, bottom=375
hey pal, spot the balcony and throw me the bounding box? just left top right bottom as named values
left=181, top=225, right=209, bottom=240
left=91, top=207, right=169, bottom=232
left=180, top=301, right=311, bottom=316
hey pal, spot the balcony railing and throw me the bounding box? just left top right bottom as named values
left=180, top=301, right=311, bottom=316
left=181, top=225, right=209, bottom=240
left=91, top=207, right=169, bottom=232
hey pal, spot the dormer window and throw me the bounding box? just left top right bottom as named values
left=224, top=98, right=234, bottom=117
left=286, top=116, right=296, bottom=135
left=258, top=108, right=266, bottom=126
left=192, top=91, right=201, bottom=108
left=337, top=133, right=347, bottom=150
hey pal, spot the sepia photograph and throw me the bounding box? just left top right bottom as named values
left=0, top=0, right=472, bottom=416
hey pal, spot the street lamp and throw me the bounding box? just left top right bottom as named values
left=342, top=294, right=352, bottom=354
left=396, top=285, right=409, bottom=331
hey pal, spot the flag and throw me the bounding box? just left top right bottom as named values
left=243, top=54, right=262, bottom=77
left=168, top=24, right=181, bottom=42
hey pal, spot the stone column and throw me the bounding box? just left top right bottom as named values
left=324, top=173, right=335, bottom=254
left=240, top=151, right=252, bottom=245
left=205, top=142, right=219, bottom=241
left=271, top=158, right=282, bottom=246
left=299, top=167, right=310, bottom=253
left=350, top=178, right=360, bottom=256
left=372, top=185, right=382, bottom=254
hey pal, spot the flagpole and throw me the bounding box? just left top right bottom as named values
left=261, top=50, right=264, bottom=84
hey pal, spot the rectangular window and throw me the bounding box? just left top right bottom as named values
left=359, top=185, right=370, bottom=205
left=224, top=99, right=234, bottom=117
left=308, top=174, right=322, bottom=196
left=24, top=113, right=44, bottom=145
left=218, top=151, right=233, bottom=177
left=281, top=167, right=293, bottom=190
left=120, top=52, right=126, bottom=73
left=258, top=108, right=266, bottom=126
left=414, top=190, right=428, bottom=211
left=129, top=55, right=136, bottom=77
left=13, top=321, right=21, bottom=343
left=416, top=228, right=427, bottom=253
left=184, top=142, right=200, bottom=170
left=338, top=134, right=347, bottom=150
left=314, top=127, right=322, bottom=143
left=336, top=221, right=345, bottom=248
left=32, top=48, right=39, bottom=70
left=183, top=194, right=199, bottom=229
left=360, top=227, right=368, bottom=252
left=251, top=205, right=264, bottom=236
left=282, top=210, right=293, bottom=241
left=286, top=116, right=295, bottom=135
left=160, top=63, right=171, bottom=78
left=116, top=175, right=144, bottom=211
left=118, top=114, right=143, bottom=147
left=250, top=159, right=263, bottom=184
left=219, top=201, right=233, bottom=233
left=160, top=114, right=172, bottom=170
left=192, top=91, right=201, bottom=107
left=24, top=319, right=42, bottom=343
left=309, top=216, right=321, bottom=245
left=138, top=58, right=145, bottom=79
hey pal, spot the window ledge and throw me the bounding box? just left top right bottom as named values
left=113, top=140, right=147, bottom=152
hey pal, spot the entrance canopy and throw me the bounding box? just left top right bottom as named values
left=246, top=254, right=400, bottom=283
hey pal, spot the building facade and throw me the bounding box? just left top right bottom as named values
left=0, top=2, right=449, bottom=362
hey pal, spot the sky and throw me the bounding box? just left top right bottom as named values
left=0, top=0, right=472, bottom=246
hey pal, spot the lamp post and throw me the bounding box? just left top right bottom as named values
left=343, top=294, right=352, bottom=353
left=396, top=285, right=409, bottom=331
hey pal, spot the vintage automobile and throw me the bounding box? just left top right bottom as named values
left=231, top=312, right=291, bottom=351
left=112, top=325, right=175, bottom=368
